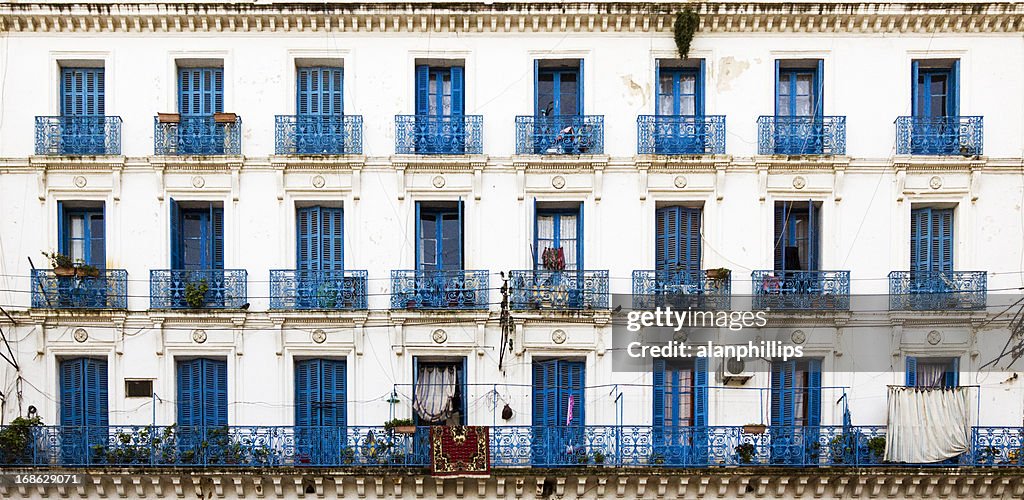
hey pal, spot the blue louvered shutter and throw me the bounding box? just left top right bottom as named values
left=207, top=358, right=228, bottom=426
left=910, top=208, right=928, bottom=273
left=774, top=203, right=788, bottom=271
left=179, top=68, right=223, bottom=116
left=576, top=203, right=585, bottom=268
left=911, top=60, right=920, bottom=116
left=61, top=68, right=105, bottom=117
left=321, top=207, right=344, bottom=271
left=295, top=359, right=317, bottom=426
left=211, top=205, right=224, bottom=270
left=697, top=59, right=706, bottom=116
left=322, top=359, right=347, bottom=427
left=814, top=60, right=824, bottom=117
left=905, top=356, right=918, bottom=387
left=85, top=358, right=108, bottom=427
left=563, top=361, right=585, bottom=428
left=456, top=200, right=464, bottom=269
left=415, top=65, right=430, bottom=116
left=807, top=201, right=819, bottom=271
left=176, top=359, right=201, bottom=426
left=934, top=208, right=954, bottom=272
left=655, top=207, right=679, bottom=271
left=806, top=359, right=821, bottom=427
left=450, top=67, right=464, bottom=116
left=950, top=60, right=960, bottom=117
left=770, top=360, right=783, bottom=424
left=771, top=360, right=796, bottom=426
left=169, top=199, right=181, bottom=268
left=773, top=60, right=781, bottom=116
left=652, top=359, right=666, bottom=426
left=532, top=360, right=556, bottom=427
left=694, top=357, right=708, bottom=427
left=297, top=67, right=343, bottom=116
left=60, top=359, right=84, bottom=426
left=945, top=357, right=959, bottom=388
left=57, top=201, right=67, bottom=257
left=577, top=60, right=584, bottom=114
left=297, top=207, right=316, bottom=270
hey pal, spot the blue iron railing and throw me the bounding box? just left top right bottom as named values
left=509, top=270, right=609, bottom=310
left=636, top=115, right=726, bottom=155
left=275, top=115, right=363, bottom=155
left=30, top=269, right=128, bottom=309
left=390, top=270, right=489, bottom=310
left=3, top=425, right=1020, bottom=468
left=751, top=270, right=851, bottom=310
left=515, top=115, right=604, bottom=155
left=895, top=116, right=984, bottom=155
left=154, top=116, right=242, bottom=155
left=149, top=269, right=248, bottom=309
left=888, top=270, right=987, bottom=311
left=757, top=116, right=846, bottom=155
left=631, top=270, right=731, bottom=310
left=269, top=269, right=368, bottom=310
left=35, top=116, right=122, bottom=155
left=394, top=115, right=483, bottom=154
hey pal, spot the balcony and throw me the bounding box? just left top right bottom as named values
left=274, top=115, right=363, bottom=155
left=394, top=115, right=483, bottom=155
left=895, top=116, right=984, bottom=155
left=757, top=116, right=846, bottom=155
left=888, top=270, right=987, bottom=311
left=30, top=269, right=127, bottom=309
left=269, top=270, right=368, bottom=310
left=632, top=270, right=731, bottom=310
left=751, top=270, right=851, bottom=310
left=390, top=270, right=489, bottom=310
left=149, top=269, right=248, bottom=309
left=515, top=115, right=604, bottom=155
left=3, top=425, right=1020, bottom=468
left=35, top=116, right=122, bottom=156
left=636, top=115, right=726, bottom=155
left=154, top=116, right=242, bottom=155
left=509, top=270, right=609, bottom=310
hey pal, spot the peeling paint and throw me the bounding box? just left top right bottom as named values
left=716, top=56, right=749, bottom=92
left=621, top=74, right=646, bottom=108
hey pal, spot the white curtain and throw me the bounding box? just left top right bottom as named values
left=884, top=386, right=970, bottom=463
left=413, top=366, right=457, bottom=423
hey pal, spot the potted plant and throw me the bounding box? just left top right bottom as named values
left=742, top=423, right=767, bottom=434
left=42, top=251, right=75, bottom=277
left=592, top=450, right=606, bottom=465
left=706, top=267, right=731, bottom=280
left=214, top=112, right=238, bottom=123
left=735, top=443, right=756, bottom=464
left=75, top=262, right=100, bottom=278
left=383, top=418, right=416, bottom=435
left=0, top=416, right=43, bottom=464
left=866, top=436, right=886, bottom=463
left=157, top=112, right=180, bottom=123
left=184, top=279, right=209, bottom=309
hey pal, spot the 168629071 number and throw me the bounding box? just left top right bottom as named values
left=4, top=474, right=84, bottom=485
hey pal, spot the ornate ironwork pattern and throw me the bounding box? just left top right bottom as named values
left=509, top=270, right=609, bottom=310
left=636, top=115, right=726, bottom=155
left=756, top=116, right=846, bottom=155
left=269, top=269, right=368, bottom=310
left=394, top=115, right=483, bottom=154
left=153, top=116, right=242, bottom=155
left=888, top=270, right=987, bottom=311
left=389, top=269, right=490, bottom=310
left=515, top=115, right=605, bottom=155
left=5, top=425, right=1014, bottom=468
left=895, top=116, right=984, bottom=155
left=631, top=270, right=732, bottom=310
left=30, top=269, right=128, bottom=309
left=274, top=115, right=363, bottom=155
left=34, top=116, right=123, bottom=155
left=751, top=270, right=851, bottom=310
left=149, top=269, right=248, bottom=309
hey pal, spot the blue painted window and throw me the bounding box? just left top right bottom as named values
left=535, top=61, right=582, bottom=116
left=655, top=206, right=701, bottom=272
left=295, top=359, right=347, bottom=426
left=297, top=206, right=343, bottom=270
left=770, top=359, right=821, bottom=427
left=910, top=207, right=954, bottom=273
left=775, top=61, right=823, bottom=118
left=906, top=357, right=959, bottom=388
left=774, top=201, right=819, bottom=272
left=656, top=63, right=704, bottom=116
left=913, top=60, right=959, bottom=118
left=297, top=67, right=343, bottom=116
left=170, top=200, right=224, bottom=269
left=177, top=358, right=227, bottom=427
left=416, top=202, right=463, bottom=271
left=178, top=67, right=224, bottom=116
left=532, top=359, right=585, bottom=427
left=534, top=203, right=583, bottom=271
left=413, top=358, right=467, bottom=425
left=61, top=68, right=104, bottom=117
left=60, top=357, right=108, bottom=427
left=58, top=202, right=105, bottom=267
left=416, top=65, right=464, bottom=117
left=653, top=357, right=707, bottom=428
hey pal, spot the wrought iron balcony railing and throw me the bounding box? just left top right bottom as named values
left=888, top=270, right=987, bottom=311
left=509, top=269, right=609, bottom=310
left=515, top=115, right=604, bottom=155
left=30, top=269, right=128, bottom=309
left=35, top=116, right=123, bottom=156
left=631, top=270, right=731, bottom=310
left=149, top=269, right=248, bottom=309
left=154, top=116, right=242, bottom=155
left=636, top=115, right=726, bottom=155
left=274, top=115, right=363, bottom=155
left=757, top=116, right=846, bottom=155
left=751, top=270, right=851, bottom=310
left=390, top=269, right=489, bottom=310
left=3, top=425, right=1020, bottom=468
left=394, top=115, right=483, bottom=154
left=269, top=269, right=368, bottom=310
left=895, top=116, right=984, bottom=155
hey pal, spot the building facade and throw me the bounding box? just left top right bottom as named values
left=1, top=1, right=1023, bottom=498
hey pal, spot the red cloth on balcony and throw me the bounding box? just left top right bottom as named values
left=430, top=426, right=490, bottom=478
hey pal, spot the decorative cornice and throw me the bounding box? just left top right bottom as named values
left=2, top=2, right=1023, bottom=35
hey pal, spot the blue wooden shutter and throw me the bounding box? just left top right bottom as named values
left=694, top=357, right=708, bottom=427
left=652, top=359, right=666, bottom=426
left=655, top=207, right=679, bottom=271
left=563, top=361, right=585, bottom=427
left=169, top=199, right=181, bottom=268
left=577, top=59, right=584, bottom=114
left=415, top=65, right=430, bottom=115
left=177, top=359, right=201, bottom=426
left=806, top=360, right=821, bottom=427
left=456, top=200, right=465, bottom=269
left=814, top=59, right=824, bottom=117
left=934, top=208, right=954, bottom=272
left=60, top=359, right=84, bottom=426
left=697, top=59, right=706, bottom=116
left=945, top=357, right=960, bottom=388
left=296, top=207, right=316, bottom=270
left=911, top=60, right=921, bottom=116
left=322, top=359, right=347, bottom=427
left=179, top=68, right=223, bottom=115
left=57, top=201, right=67, bottom=256
left=322, top=207, right=344, bottom=271
left=576, top=203, right=585, bottom=268
left=773, top=202, right=787, bottom=271
left=905, top=356, right=918, bottom=387
left=910, top=208, right=928, bottom=273
left=211, top=205, right=224, bottom=269
left=533, top=60, right=540, bottom=115
left=297, top=67, right=343, bottom=116
left=950, top=60, right=960, bottom=117
left=207, top=358, right=228, bottom=426
left=295, top=359, right=318, bottom=426
left=807, top=201, right=819, bottom=271
left=450, top=67, right=464, bottom=115
left=771, top=360, right=796, bottom=426
left=414, top=202, right=422, bottom=269
left=532, top=360, right=556, bottom=427
left=61, top=68, right=105, bottom=117
left=773, top=60, right=781, bottom=116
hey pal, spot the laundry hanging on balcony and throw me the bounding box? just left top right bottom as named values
left=414, top=365, right=457, bottom=423
left=884, top=386, right=970, bottom=463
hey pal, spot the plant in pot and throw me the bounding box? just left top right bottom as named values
left=706, top=267, right=731, bottom=280
left=866, top=436, right=886, bottom=463
left=75, top=261, right=101, bottom=278
left=0, top=415, right=43, bottom=464
left=43, top=251, right=75, bottom=277
left=735, top=442, right=756, bottom=464
left=383, top=418, right=416, bottom=435
left=184, top=279, right=209, bottom=308
left=592, top=450, right=606, bottom=465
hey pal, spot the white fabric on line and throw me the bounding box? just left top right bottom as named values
left=884, top=386, right=970, bottom=463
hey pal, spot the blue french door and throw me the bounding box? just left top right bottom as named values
left=655, top=62, right=705, bottom=154
left=534, top=62, right=585, bottom=153
left=416, top=203, right=463, bottom=271
left=295, top=67, right=344, bottom=154
left=912, top=61, right=960, bottom=154
left=655, top=206, right=701, bottom=272
left=415, top=65, right=465, bottom=153
left=910, top=207, right=954, bottom=300
left=295, top=206, right=344, bottom=308
left=176, top=358, right=228, bottom=427
left=294, top=359, right=347, bottom=465
left=770, top=359, right=821, bottom=465
left=774, top=201, right=819, bottom=273
left=60, top=68, right=106, bottom=154
left=532, top=360, right=585, bottom=466
left=58, top=202, right=105, bottom=267
left=652, top=357, right=708, bottom=465
left=170, top=200, right=224, bottom=270
left=774, top=61, right=823, bottom=154
left=178, top=67, right=225, bottom=154
left=60, top=357, right=108, bottom=464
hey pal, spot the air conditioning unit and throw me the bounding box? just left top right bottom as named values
left=720, top=358, right=753, bottom=385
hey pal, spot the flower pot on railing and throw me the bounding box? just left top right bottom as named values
left=75, top=265, right=100, bottom=278
left=214, top=112, right=238, bottom=124
left=157, top=113, right=180, bottom=123
left=706, top=268, right=731, bottom=280
left=393, top=425, right=416, bottom=435
left=742, top=424, right=766, bottom=434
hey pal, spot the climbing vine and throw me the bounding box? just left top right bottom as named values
left=673, top=9, right=701, bottom=59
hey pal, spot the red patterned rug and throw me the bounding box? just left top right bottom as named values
left=430, top=426, right=490, bottom=478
